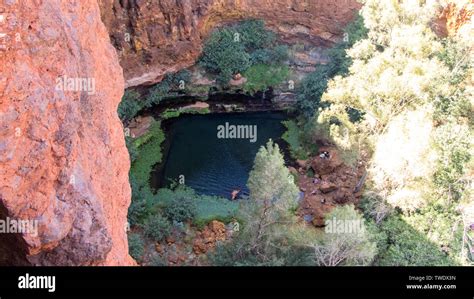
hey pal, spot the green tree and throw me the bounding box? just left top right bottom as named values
left=164, top=197, right=197, bottom=223
left=296, top=15, right=367, bottom=118
left=143, top=214, right=172, bottom=242
left=248, top=140, right=299, bottom=207
left=128, top=233, right=145, bottom=262
left=199, top=27, right=250, bottom=83
left=118, top=90, right=142, bottom=122
left=210, top=140, right=305, bottom=266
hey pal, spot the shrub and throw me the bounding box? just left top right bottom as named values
left=125, top=136, right=139, bottom=163
left=118, top=90, right=142, bottom=122
left=129, top=121, right=165, bottom=193
left=250, top=48, right=273, bottom=65
left=128, top=198, right=148, bottom=227
left=308, top=205, right=377, bottom=266
left=164, top=197, right=197, bottom=223
left=148, top=254, right=167, bottom=266
left=376, top=215, right=454, bottom=266
left=271, top=45, right=289, bottom=63
left=199, top=27, right=250, bottom=82
left=154, top=186, right=239, bottom=228
left=248, top=140, right=299, bottom=207
left=128, top=233, right=145, bottom=262
left=199, top=19, right=287, bottom=86
left=243, top=64, right=289, bottom=95
left=143, top=214, right=172, bottom=242
left=296, top=15, right=367, bottom=118
left=145, top=81, right=170, bottom=107
left=282, top=120, right=308, bottom=160
left=237, top=19, right=276, bottom=51
left=359, top=192, right=392, bottom=224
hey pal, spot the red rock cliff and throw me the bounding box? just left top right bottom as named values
left=98, top=0, right=362, bottom=87
left=0, top=0, right=134, bottom=265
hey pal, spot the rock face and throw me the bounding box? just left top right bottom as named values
left=435, top=0, right=473, bottom=38
left=0, top=0, right=134, bottom=265
left=298, top=147, right=365, bottom=227
left=98, top=0, right=362, bottom=87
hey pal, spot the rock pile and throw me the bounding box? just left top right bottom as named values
left=297, top=147, right=366, bottom=227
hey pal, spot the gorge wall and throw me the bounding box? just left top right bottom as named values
left=0, top=0, right=134, bottom=265
left=98, top=0, right=362, bottom=88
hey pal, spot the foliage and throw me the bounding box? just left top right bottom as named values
left=125, top=136, right=139, bottom=164
left=376, top=215, right=455, bottom=266
left=163, top=197, right=197, bottom=223
left=237, top=19, right=276, bottom=51
left=199, top=19, right=288, bottom=87
left=302, top=0, right=472, bottom=266
left=248, top=140, right=299, bottom=207
left=118, top=90, right=142, bottom=122
left=129, top=121, right=165, bottom=193
left=243, top=64, right=290, bottom=95
left=359, top=192, right=392, bottom=224
left=160, top=108, right=181, bottom=120
left=296, top=15, right=367, bottom=118
left=281, top=120, right=308, bottom=160
left=161, top=107, right=210, bottom=120
left=148, top=254, right=167, bottom=266
left=126, top=120, right=166, bottom=228
left=308, top=205, right=377, bottom=266
left=143, top=214, right=172, bottom=242
left=250, top=45, right=289, bottom=65
left=432, top=122, right=471, bottom=202
left=199, top=27, right=250, bottom=84
left=128, top=197, right=148, bottom=227
left=210, top=140, right=307, bottom=266
left=145, top=81, right=170, bottom=107
left=154, top=186, right=239, bottom=228
left=128, top=233, right=145, bottom=262
left=209, top=200, right=313, bottom=266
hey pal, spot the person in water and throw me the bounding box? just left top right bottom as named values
left=231, top=189, right=241, bottom=200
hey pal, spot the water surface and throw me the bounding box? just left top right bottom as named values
left=151, top=112, right=288, bottom=198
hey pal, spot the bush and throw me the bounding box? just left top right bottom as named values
left=128, top=198, right=148, bottom=227
left=272, top=45, right=289, bottom=62
left=243, top=64, right=289, bottom=95
left=125, top=136, right=139, bottom=163
left=145, top=81, right=170, bottom=107
left=163, top=69, right=192, bottom=89
left=199, top=27, right=250, bottom=82
left=148, top=254, right=167, bottom=266
left=164, top=197, right=197, bottom=223
left=282, top=120, right=308, bottom=160
left=143, top=214, right=172, bottom=242
left=199, top=19, right=287, bottom=86
left=250, top=48, right=273, bottom=65
left=296, top=15, right=367, bottom=118
left=237, top=19, right=276, bottom=51
left=154, top=186, right=239, bottom=228
left=309, top=205, right=377, bottom=266
left=128, top=233, right=145, bottom=262
left=376, top=215, right=454, bottom=266
left=118, top=90, right=142, bottom=122
left=129, top=121, right=165, bottom=193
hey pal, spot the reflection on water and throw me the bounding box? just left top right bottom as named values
left=151, top=112, right=288, bottom=199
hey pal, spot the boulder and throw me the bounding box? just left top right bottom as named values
left=320, top=181, right=338, bottom=193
